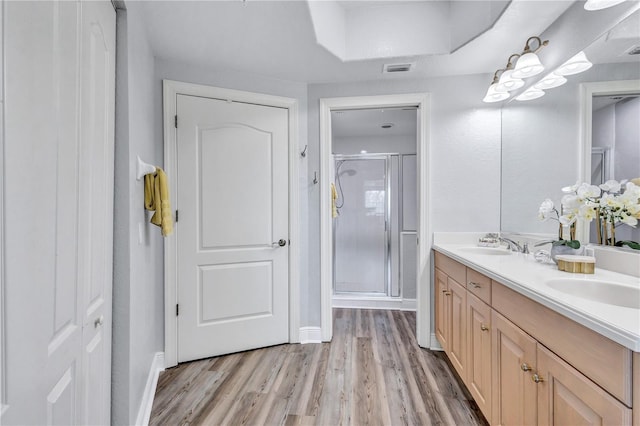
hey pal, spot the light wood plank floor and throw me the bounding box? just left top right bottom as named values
left=150, top=309, right=488, bottom=425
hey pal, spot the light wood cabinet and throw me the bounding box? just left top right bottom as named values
left=536, top=345, right=631, bottom=425
left=491, top=310, right=538, bottom=426
left=466, top=292, right=492, bottom=420
left=433, top=250, right=638, bottom=425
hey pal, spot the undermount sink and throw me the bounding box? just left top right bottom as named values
left=545, top=278, right=640, bottom=309
left=459, top=247, right=512, bottom=256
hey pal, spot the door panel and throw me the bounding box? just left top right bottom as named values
left=177, top=94, right=289, bottom=362
left=3, top=1, right=114, bottom=423
left=467, top=292, right=492, bottom=419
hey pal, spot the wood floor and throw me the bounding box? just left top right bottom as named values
left=150, top=309, right=488, bottom=425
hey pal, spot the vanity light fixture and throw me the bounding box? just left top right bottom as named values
left=495, top=54, right=525, bottom=92
left=555, top=51, right=593, bottom=76
left=534, top=72, right=568, bottom=90
left=483, top=71, right=510, bottom=103
left=512, top=37, right=549, bottom=79
left=584, top=0, right=626, bottom=10
left=516, top=87, right=545, bottom=101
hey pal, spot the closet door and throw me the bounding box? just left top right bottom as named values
left=2, top=1, right=115, bottom=424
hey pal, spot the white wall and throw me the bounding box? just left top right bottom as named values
left=333, top=134, right=416, bottom=154
left=113, top=3, right=164, bottom=424
left=307, top=75, right=502, bottom=326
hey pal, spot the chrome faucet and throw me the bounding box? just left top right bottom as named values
left=499, top=237, right=529, bottom=253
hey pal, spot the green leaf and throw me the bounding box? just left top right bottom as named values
left=565, top=240, right=581, bottom=249
left=615, top=240, right=640, bottom=250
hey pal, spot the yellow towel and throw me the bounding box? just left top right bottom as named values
left=331, top=183, right=338, bottom=218
left=144, top=167, right=173, bottom=236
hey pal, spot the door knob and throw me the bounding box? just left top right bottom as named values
left=272, top=239, right=287, bottom=247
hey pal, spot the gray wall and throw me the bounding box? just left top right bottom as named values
left=306, top=75, right=502, bottom=326
left=113, top=3, right=164, bottom=424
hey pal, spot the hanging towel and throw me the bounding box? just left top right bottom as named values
left=144, top=167, right=173, bottom=236
left=331, top=183, right=338, bottom=218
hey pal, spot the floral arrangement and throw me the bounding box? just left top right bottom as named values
left=538, top=179, right=640, bottom=249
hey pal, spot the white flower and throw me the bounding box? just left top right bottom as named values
left=561, top=182, right=580, bottom=193
left=577, top=183, right=601, bottom=199
left=538, top=199, right=556, bottom=221
left=600, top=180, right=621, bottom=193
left=600, top=193, right=623, bottom=210
left=561, top=194, right=581, bottom=210
left=559, top=213, right=576, bottom=226
left=578, top=204, right=597, bottom=222
left=620, top=213, right=638, bottom=227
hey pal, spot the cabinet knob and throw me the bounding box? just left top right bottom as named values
left=444, top=291, right=452, bottom=296
left=470, top=282, right=482, bottom=288
left=480, top=324, right=489, bottom=331
left=532, top=373, right=544, bottom=383
left=521, top=363, right=532, bottom=372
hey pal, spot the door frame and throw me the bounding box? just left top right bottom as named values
left=319, top=93, right=431, bottom=346
left=162, top=80, right=300, bottom=368
left=578, top=79, right=640, bottom=242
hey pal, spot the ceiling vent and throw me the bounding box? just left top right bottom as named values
left=383, top=63, right=415, bottom=74
left=627, top=45, right=640, bottom=55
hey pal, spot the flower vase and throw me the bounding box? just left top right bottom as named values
left=550, top=244, right=583, bottom=263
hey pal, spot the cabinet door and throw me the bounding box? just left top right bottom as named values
left=448, top=277, right=467, bottom=379
left=492, top=310, right=537, bottom=426
left=536, top=345, right=632, bottom=425
left=435, top=268, right=449, bottom=351
left=467, top=292, right=492, bottom=421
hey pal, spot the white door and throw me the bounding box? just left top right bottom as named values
left=2, top=1, right=115, bottom=424
left=176, top=94, right=289, bottom=362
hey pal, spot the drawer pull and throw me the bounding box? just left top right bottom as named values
left=470, top=282, right=482, bottom=288
left=521, top=363, right=532, bottom=372
left=532, top=373, right=544, bottom=383
left=480, top=324, right=489, bottom=331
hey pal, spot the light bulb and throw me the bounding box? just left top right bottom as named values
left=534, top=72, right=568, bottom=90
left=555, top=51, right=593, bottom=76
left=496, top=69, right=525, bottom=92
left=516, top=88, right=545, bottom=101
left=512, top=53, right=545, bottom=79
left=483, top=83, right=510, bottom=103
left=584, top=0, right=626, bottom=10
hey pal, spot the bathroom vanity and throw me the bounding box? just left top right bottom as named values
left=432, top=236, right=640, bottom=425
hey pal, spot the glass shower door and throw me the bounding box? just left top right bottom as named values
left=334, top=157, right=389, bottom=295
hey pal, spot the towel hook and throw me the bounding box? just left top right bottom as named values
left=136, top=156, right=157, bottom=181
left=300, top=145, right=308, bottom=158
left=313, top=171, right=318, bottom=184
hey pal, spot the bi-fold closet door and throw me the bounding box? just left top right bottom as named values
left=2, top=1, right=116, bottom=424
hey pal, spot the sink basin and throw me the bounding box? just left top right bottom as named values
left=459, top=247, right=512, bottom=256
left=545, top=278, right=640, bottom=309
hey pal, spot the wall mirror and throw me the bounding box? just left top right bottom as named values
left=501, top=9, right=640, bottom=246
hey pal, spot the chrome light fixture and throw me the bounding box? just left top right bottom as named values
left=534, top=72, right=568, bottom=90
left=555, top=51, right=593, bottom=76
left=512, top=37, right=548, bottom=79
left=584, top=0, right=626, bottom=11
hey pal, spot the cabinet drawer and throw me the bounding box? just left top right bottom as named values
left=434, top=251, right=466, bottom=285
left=492, top=281, right=632, bottom=406
left=466, top=268, right=491, bottom=304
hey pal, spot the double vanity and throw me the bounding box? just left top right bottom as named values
left=432, top=233, right=640, bottom=425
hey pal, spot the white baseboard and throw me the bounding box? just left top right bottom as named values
left=430, top=333, right=444, bottom=351
left=332, top=296, right=416, bottom=311
left=299, top=326, right=322, bottom=344
left=135, top=352, right=165, bottom=426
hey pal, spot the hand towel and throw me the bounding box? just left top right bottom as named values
left=144, top=167, right=173, bottom=236
left=331, top=182, right=338, bottom=218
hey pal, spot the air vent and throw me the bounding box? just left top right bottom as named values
left=627, top=45, right=640, bottom=55
left=383, top=62, right=415, bottom=74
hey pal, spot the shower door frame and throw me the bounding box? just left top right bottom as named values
left=332, top=154, right=393, bottom=297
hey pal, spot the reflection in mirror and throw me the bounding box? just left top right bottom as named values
left=501, top=9, right=640, bottom=247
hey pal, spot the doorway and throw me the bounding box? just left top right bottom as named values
left=319, top=94, right=431, bottom=347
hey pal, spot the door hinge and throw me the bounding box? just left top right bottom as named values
left=175, top=210, right=178, bottom=222
left=174, top=115, right=178, bottom=128
left=176, top=304, right=179, bottom=316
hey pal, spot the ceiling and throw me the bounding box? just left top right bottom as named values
left=140, top=0, right=576, bottom=84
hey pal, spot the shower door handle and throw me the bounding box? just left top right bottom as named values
left=272, top=239, right=287, bottom=247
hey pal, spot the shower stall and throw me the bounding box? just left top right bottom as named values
left=333, top=153, right=417, bottom=306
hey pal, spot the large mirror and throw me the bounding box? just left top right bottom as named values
left=501, top=9, right=640, bottom=245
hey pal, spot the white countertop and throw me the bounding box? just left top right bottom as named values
left=433, top=235, right=640, bottom=352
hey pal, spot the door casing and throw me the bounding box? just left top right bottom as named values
left=319, top=94, right=432, bottom=347
left=163, top=80, right=300, bottom=368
